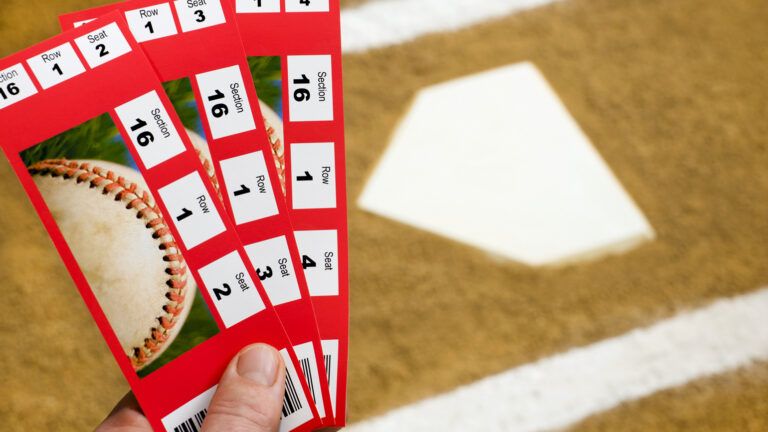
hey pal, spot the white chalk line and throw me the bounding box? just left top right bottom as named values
left=347, top=287, right=768, bottom=432
left=341, top=0, right=560, bottom=53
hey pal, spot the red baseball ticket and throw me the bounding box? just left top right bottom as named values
left=61, top=0, right=335, bottom=424
left=229, top=1, right=350, bottom=425
left=0, top=13, right=321, bottom=432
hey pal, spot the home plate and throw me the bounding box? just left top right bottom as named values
left=358, top=62, right=654, bottom=266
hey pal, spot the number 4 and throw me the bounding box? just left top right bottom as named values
left=301, top=255, right=316, bottom=270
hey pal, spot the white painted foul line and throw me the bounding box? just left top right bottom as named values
left=348, top=288, right=768, bottom=432
left=341, top=0, right=560, bottom=53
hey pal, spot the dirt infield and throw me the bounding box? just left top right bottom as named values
left=0, top=0, right=766, bottom=430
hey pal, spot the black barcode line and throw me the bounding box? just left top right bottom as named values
left=281, top=368, right=303, bottom=418
left=173, top=408, right=207, bottom=432
left=300, top=357, right=317, bottom=403
left=324, top=354, right=332, bottom=384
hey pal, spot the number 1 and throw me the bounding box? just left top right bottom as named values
left=176, top=208, right=193, bottom=222
left=52, top=64, right=63, bottom=76
left=130, top=118, right=148, bottom=132
left=233, top=184, right=251, bottom=197
left=296, top=171, right=313, bottom=182
left=145, top=21, right=154, bottom=34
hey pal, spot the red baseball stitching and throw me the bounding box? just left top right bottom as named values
left=265, top=119, right=286, bottom=194
left=28, top=159, right=189, bottom=370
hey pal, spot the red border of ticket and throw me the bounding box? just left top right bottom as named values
left=228, top=1, right=350, bottom=425
left=61, top=0, right=337, bottom=424
left=0, top=13, right=321, bottom=432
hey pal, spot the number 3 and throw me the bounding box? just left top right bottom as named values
left=256, top=266, right=273, bottom=281
left=194, top=10, right=206, bottom=22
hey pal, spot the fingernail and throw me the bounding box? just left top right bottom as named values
left=237, top=344, right=280, bottom=386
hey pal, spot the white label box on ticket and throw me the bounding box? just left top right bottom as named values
left=287, top=55, right=334, bottom=122
left=285, top=0, right=329, bottom=12
left=74, top=23, right=132, bottom=69
left=114, top=91, right=186, bottom=169
left=0, top=64, right=38, bottom=110
left=125, top=3, right=178, bottom=42
left=295, top=230, right=339, bottom=296
left=174, top=0, right=227, bottom=33
left=244, top=236, right=302, bottom=306
left=195, top=65, right=257, bottom=139
left=291, top=142, right=336, bottom=209
left=235, top=0, right=281, bottom=13
left=198, top=251, right=266, bottom=328
left=26, top=43, right=85, bottom=90
left=157, top=172, right=227, bottom=249
left=220, top=151, right=279, bottom=224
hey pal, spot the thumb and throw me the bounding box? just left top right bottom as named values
left=202, top=344, right=286, bottom=432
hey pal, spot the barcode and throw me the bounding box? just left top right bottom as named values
left=324, top=354, right=332, bottom=383
left=282, top=368, right=303, bottom=418
left=300, top=357, right=317, bottom=403
left=172, top=408, right=207, bottom=432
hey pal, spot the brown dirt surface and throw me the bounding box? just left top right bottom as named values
left=0, top=0, right=766, bottom=430
left=569, top=361, right=768, bottom=431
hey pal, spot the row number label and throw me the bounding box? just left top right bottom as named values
left=125, top=4, right=178, bottom=42
left=235, top=0, right=281, bottom=13
left=26, top=42, right=85, bottom=90
left=291, top=142, right=336, bottom=209
left=220, top=151, right=279, bottom=224
left=157, top=172, right=227, bottom=249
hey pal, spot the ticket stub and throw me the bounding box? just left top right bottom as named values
left=62, top=0, right=334, bottom=424
left=0, top=14, right=319, bottom=432
left=229, top=1, right=350, bottom=424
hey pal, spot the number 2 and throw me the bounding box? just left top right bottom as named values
left=212, top=283, right=232, bottom=301
left=95, top=44, right=109, bottom=58
left=194, top=10, right=206, bottom=22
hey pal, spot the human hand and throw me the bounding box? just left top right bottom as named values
left=96, top=343, right=286, bottom=432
